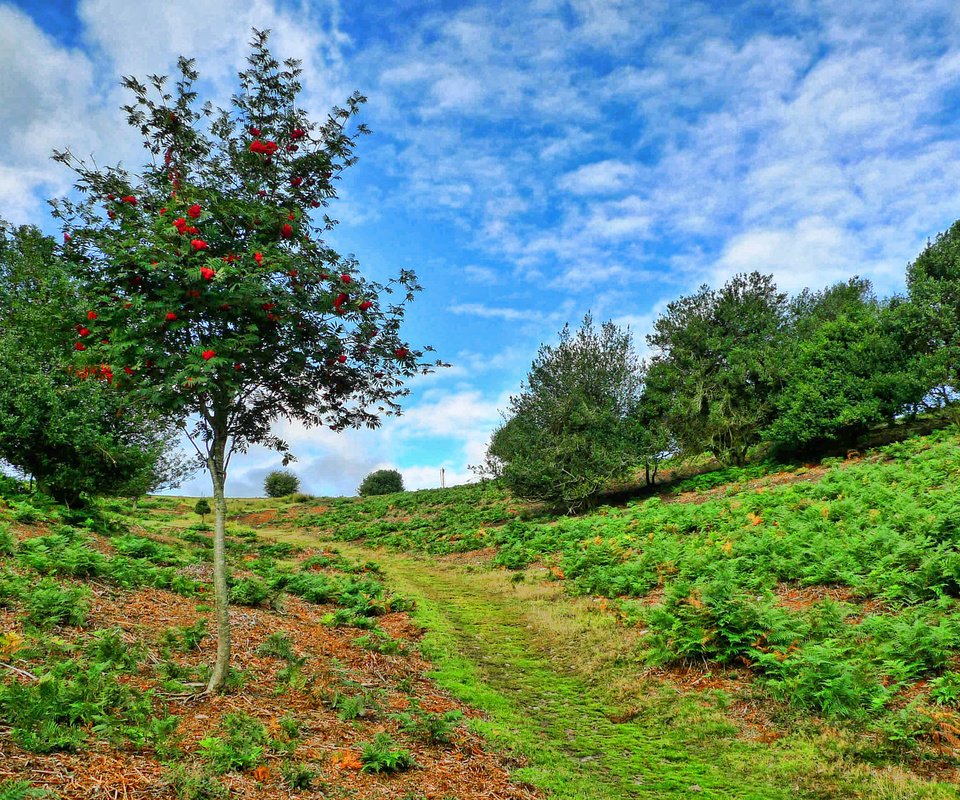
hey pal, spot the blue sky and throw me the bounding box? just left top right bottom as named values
left=3, top=0, right=960, bottom=496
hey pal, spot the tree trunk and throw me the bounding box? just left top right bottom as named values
left=205, top=434, right=230, bottom=694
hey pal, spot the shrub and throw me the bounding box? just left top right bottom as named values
left=22, top=579, right=91, bottom=628
left=0, top=779, right=57, bottom=799
left=264, top=470, right=300, bottom=498
left=360, top=733, right=415, bottom=773
left=193, top=499, right=211, bottom=523
left=355, top=631, right=404, bottom=655
left=643, top=570, right=770, bottom=665
left=392, top=701, right=463, bottom=744
left=758, top=643, right=889, bottom=719
left=357, top=469, right=404, bottom=496
left=331, top=692, right=370, bottom=721
left=161, top=620, right=208, bottom=653
left=280, top=762, right=319, bottom=790
left=257, top=632, right=298, bottom=661
left=0, top=524, right=14, bottom=555
left=228, top=577, right=271, bottom=607
left=0, top=569, right=25, bottom=607
left=199, top=712, right=269, bottom=774
left=930, top=672, right=960, bottom=707
left=290, top=492, right=314, bottom=503
left=257, top=541, right=299, bottom=557
left=112, top=535, right=182, bottom=565
left=86, top=628, right=142, bottom=672
left=163, top=765, right=229, bottom=800
left=0, top=652, right=155, bottom=753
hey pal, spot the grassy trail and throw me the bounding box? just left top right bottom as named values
left=264, top=528, right=836, bottom=799
left=368, top=553, right=785, bottom=800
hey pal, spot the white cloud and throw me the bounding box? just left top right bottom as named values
left=463, top=265, right=501, bottom=284
left=558, top=160, right=638, bottom=195
left=712, top=217, right=862, bottom=293
left=0, top=5, right=127, bottom=223
left=391, top=387, right=504, bottom=440
left=448, top=302, right=544, bottom=322
left=77, top=0, right=349, bottom=111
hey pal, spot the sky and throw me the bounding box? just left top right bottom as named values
left=3, top=0, right=960, bottom=497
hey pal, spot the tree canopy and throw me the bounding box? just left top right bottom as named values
left=358, top=468, right=404, bottom=496
left=0, top=224, right=188, bottom=505
left=645, top=272, right=787, bottom=466
left=489, top=315, right=643, bottom=512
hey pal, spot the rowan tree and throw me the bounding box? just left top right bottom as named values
left=52, top=31, right=437, bottom=692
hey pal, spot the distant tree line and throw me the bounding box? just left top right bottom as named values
left=486, top=221, right=960, bottom=512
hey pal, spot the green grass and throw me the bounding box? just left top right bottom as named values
left=295, top=536, right=959, bottom=799
left=7, top=429, right=960, bottom=797
left=289, top=429, right=960, bottom=751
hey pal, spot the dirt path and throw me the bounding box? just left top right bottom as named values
left=262, top=529, right=808, bottom=800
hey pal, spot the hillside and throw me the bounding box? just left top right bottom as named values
left=3, top=430, right=960, bottom=798
left=0, top=492, right=536, bottom=799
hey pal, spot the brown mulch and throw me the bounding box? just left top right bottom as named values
left=230, top=509, right=279, bottom=527
left=773, top=582, right=857, bottom=611
left=669, top=464, right=831, bottom=505
left=0, top=531, right=540, bottom=800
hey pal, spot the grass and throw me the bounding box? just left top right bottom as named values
left=280, top=429, right=960, bottom=754
left=259, top=526, right=959, bottom=799
left=7, top=428, right=959, bottom=798
left=228, top=429, right=960, bottom=797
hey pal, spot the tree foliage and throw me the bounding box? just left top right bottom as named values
left=904, top=220, right=960, bottom=416
left=764, top=279, right=925, bottom=453
left=264, top=470, right=299, bottom=498
left=489, top=315, right=643, bottom=512
left=645, top=272, right=787, bottom=466
left=0, top=224, right=187, bottom=505
left=52, top=31, right=436, bottom=691
left=194, top=498, right=211, bottom=522
left=357, top=468, right=404, bottom=496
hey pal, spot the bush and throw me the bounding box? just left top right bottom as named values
left=392, top=700, right=463, bottom=744
left=0, top=524, right=14, bottom=556
left=0, top=650, right=157, bottom=753
left=163, top=765, right=229, bottom=800
left=228, top=577, right=271, bottom=607
left=263, top=470, right=300, bottom=498
left=194, top=499, right=211, bottom=522
left=257, top=632, right=298, bottom=661
left=22, top=579, right=91, bottom=628
left=357, top=469, right=404, bottom=496
left=360, top=733, right=415, bottom=773
left=199, top=712, right=269, bottom=774
left=280, top=762, right=319, bottom=790
left=0, top=779, right=57, bottom=799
